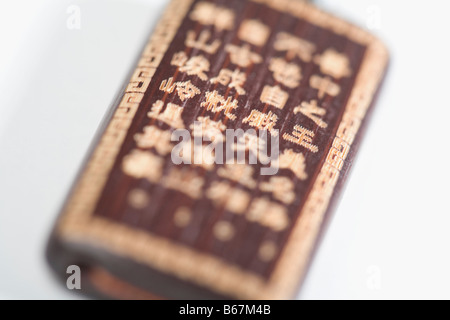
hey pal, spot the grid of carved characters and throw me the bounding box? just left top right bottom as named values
left=120, top=0, right=355, bottom=263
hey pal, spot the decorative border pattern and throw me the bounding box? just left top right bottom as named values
left=57, top=0, right=389, bottom=299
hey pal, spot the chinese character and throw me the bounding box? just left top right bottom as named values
left=217, top=163, right=257, bottom=189
left=294, top=100, right=328, bottom=128
left=269, top=57, right=302, bottom=88
left=171, top=51, right=188, bottom=67
left=238, top=19, right=270, bottom=46
left=247, top=197, right=289, bottom=231
left=211, top=68, right=246, bottom=95
left=277, top=149, right=308, bottom=180
left=190, top=116, right=226, bottom=143
left=173, top=207, right=192, bottom=228
left=258, top=241, right=277, bottom=262
left=243, top=110, right=278, bottom=135
left=160, top=77, right=176, bottom=93
left=310, top=75, right=341, bottom=99
left=207, top=181, right=251, bottom=214
left=177, top=140, right=216, bottom=171
left=260, top=177, right=295, bottom=205
left=233, top=132, right=270, bottom=164
left=283, top=125, right=319, bottom=153
left=314, top=48, right=352, bottom=79
left=171, top=52, right=210, bottom=81
left=274, top=32, right=316, bottom=62
left=213, top=221, right=235, bottom=242
left=201, top=91, right=239, bottom=120
left=186, top=30, right=221, bottom=54
left=190, top=1, right=235, bottom=31
left=226, top=44, right=262, bottom=68
left=127, top=188, right=150, bottom=210
left=163, top=168, right=205, bottom=199
left=147, top=100, right=185, bottom=129
left=122, top=150, right=163, bottom=182
left=134, top=125, right=173, bottom=155
left=260, top=85, right=288, bottom=110
left=201, top=90, right=223, bottom=111
left=175, top=80, right=201, bottom=101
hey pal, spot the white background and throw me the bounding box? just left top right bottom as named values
left=0, top=0, right=448, bottom=300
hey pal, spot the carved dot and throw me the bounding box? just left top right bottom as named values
left=213, top=221, right=235, bottom=242
left=258, top=241, right=277, bottom=262
left=173, top=207, right=192, bottom=228
left=127, top=189, right=149, bottom=209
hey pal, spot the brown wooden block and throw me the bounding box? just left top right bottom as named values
left=47, top=0, right=389, bottom=299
